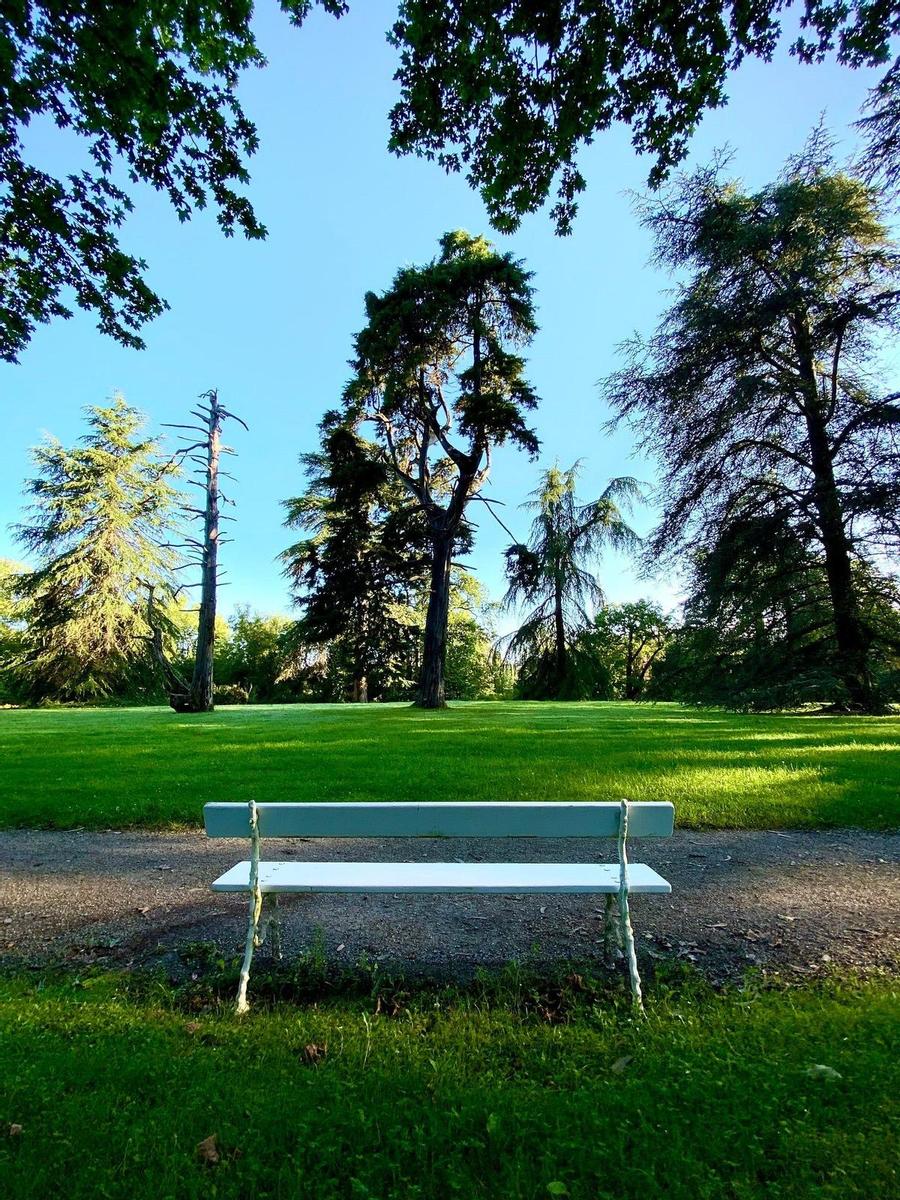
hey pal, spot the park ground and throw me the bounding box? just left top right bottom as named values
left=1, top=700, right=898, bottom=829
left=1, top=701, right=898, bottom=1197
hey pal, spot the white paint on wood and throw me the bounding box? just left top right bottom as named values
left=203, top=801, right=675, bottom=840
left=210, top=860, right=672, bottom=894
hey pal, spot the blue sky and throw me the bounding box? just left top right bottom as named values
left=0, top=3, right=888, bottom=622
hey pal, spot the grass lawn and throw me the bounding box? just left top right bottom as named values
left=0, top=701, right=897, bottom=830
left=0, top=970, right=897, bottom=1199
left=1, top=700, right=900, bottom=830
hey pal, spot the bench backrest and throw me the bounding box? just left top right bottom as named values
left=203, top=801, right=674, bottom=840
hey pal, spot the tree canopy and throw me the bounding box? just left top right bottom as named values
left=604, top=138, right=900, bottom=711
left=343, top=229, right=540, bottom=707
left=0, top=1, right=347, bottom=361
left=12, top=396, right=179, bottom=700
left=388, top=1, right=900, bottom=233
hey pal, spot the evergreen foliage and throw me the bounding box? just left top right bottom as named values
left=654, top=513, right=900, bottom=710
left=282, top=413, right=429, bottom=702
left=605, top=138, right=900, bottom=711
left=0, top=558, right=29, bottom=702
left=342, top=230, right=540, bottom=707
left=12, top=397, right=179, bottom=701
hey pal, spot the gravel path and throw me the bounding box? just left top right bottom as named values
left=2, top=828, right=898, bottom=981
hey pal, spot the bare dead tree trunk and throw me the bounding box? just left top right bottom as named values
left=190, top=396, right=222, bottom=712
left=150, top=390, right=247, bottom=714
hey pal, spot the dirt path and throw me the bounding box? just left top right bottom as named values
left=1, top=828, right=897, bottom=981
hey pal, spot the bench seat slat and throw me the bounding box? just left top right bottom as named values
left=204, top=801, right=674, bottom=840
left=211, top=861, right=672, bottom=895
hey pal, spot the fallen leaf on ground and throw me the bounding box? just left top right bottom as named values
left=196, top=1134, right=220, bottom=1165
left=300, top=1042, right=327, bottom=1066
left=611, top=1056, right=632, bottom=1074
left=8, top=1124, right=22, bottom=1137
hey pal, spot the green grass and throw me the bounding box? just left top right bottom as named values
left=1, top=701, right=897, bottom=830
left=0, top=969, right=897, bottom=1199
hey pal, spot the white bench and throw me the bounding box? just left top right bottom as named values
left=203, top=800, right=674, bottom=1013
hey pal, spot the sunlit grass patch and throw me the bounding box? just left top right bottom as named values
left=0, top=701, right=897, bottom=830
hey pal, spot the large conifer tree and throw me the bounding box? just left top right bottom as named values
left=14, top=397, right=178, bottom=700
left=344, top=230, right=540, bottom=708
left=605, top=141, right=900, bottom=712
left=282, top=413, right=428, bottom=702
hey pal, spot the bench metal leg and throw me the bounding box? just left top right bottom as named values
left=236, top=801, right=262, bottom=1015
left=618, top=800, right=645, bottom=1013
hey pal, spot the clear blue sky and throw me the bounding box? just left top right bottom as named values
left=0, top=3, right=887, bottom=620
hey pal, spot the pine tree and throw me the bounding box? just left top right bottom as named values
left=604, top=138, right=900, bottom=711
left=282, top=413, right=428, bottom=702
left=344, top=230, right=540, bottom=707
left=14, top=396, right=178, bottom=700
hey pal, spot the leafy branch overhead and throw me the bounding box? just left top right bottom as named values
left=0, top=2, right=348, bottom=362
left=388, top=1, right=900, bottom=233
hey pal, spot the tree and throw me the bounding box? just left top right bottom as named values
left=343, top=230, right=540, bottom=708
left=397, top=568, right=508, bottom=700
left=502, top=463, right=640, bottom=698
left=282, top=413, right=429, bottom=702
left=0, top=559, right=29, bottom=702
left=604, top=139, right=900, bottom=712
left=589, top=600, right=672, bottom=700
left=653, top=509, right=900, bottom=710
left=13, top=397, right=178, bottom=700
left=215, top=607, right=314, bottom=702
left=147, top=391, right=247, bottom=712
left=0, top=2, right=347, bottom=361
left=857, top=56, right=900, bottom=193
left=388, top=2, right=900, bottom=234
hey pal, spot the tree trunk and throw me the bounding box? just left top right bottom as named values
left=625, top=626, right=635, bottom=700
left=803, top=401, right=876, bottom=711
left=150, top=391, right=241, bottom=714
left=417, top=532, right=453, bottom=708
left=188, top=398, right=222, bottom=712
left=553, top=577, right=566, bottom=694
left=144, top=586, right=192, bottom=710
